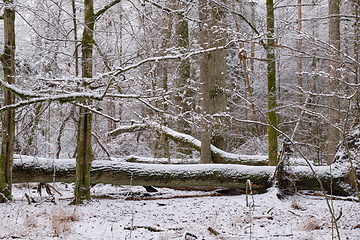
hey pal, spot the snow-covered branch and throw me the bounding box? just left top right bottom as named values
left=100, top=41, right=237, bottom=78
left=108, top=121, right=269, bottom=166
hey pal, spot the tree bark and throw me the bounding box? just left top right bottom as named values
left=153, top=5, right=172, bottom=161
left=199, top=0, right=212, bottom=164
left=297, top=0, right=303, bottom=117
left=75, top=0, right=95, bottom=204
left=353, top=0, right=360, bottom=123
left=327, top=0, right=341, bottom=164
left=0, top=0, right=16, bottom=202
left=199, top=0, right=227, bottom=164
left=174, top=1, right=193, bottom=157
left=72, top=0, right=79, bottom=77
left=266, top=0, right=278, bottom=166
left=238, top=47, right=259, bottom=136
left=56, top=106, right=76, bottom=159
left=208, top=0, right=227, bottom=161
left=12, top=156, right=358, bottom=197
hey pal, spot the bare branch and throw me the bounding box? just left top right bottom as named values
left=94, top=0, right=122, bottom=21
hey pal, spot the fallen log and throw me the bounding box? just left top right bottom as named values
left=12, top=156, right=272, bottom=193
left=12, top=155, right=357, bottom=196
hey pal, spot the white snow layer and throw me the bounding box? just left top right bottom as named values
left=0, top=183, right=359, bottom=240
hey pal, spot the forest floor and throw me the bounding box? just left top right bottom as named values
left=0, top=182, right=359, bottom=240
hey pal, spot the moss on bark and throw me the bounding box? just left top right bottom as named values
left=266, top=0, right=278, bottom=166
left=0, top=0, right=15, bottom=202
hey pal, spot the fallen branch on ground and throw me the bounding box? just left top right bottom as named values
left=108, top=122, right=268, bottom=166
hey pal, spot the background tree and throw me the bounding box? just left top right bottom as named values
left=173, top=1, right=193, bottom=158
left=0, top=0, right=16, bottom=202
left=199, top=0, right=212, bottom=164
left=199, top=0, right=228, bottom=163
left=208, top=0, right=228, bottom=163
left=73, top=0, right=95, bottom=203
left=266, top=0, right=278, bottom=166
left=327, top=0, right=341, bottom=164
left=1, top=1, right=359, bottom=190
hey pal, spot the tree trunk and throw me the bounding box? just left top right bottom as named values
left=208, top=0, right=227, bottom=162
left=297, top=0, right=302, bottom=116
left=72, top=0, right=79, bottom=77
left=0, top=0, right=16, bottom=202
left=199, top=0, right=227, bottom=163
left=327, top=0, right=340, bottom=164
left=266, top=0, right=278, bottom=166
left=75, top=0, right=95, bottom=204
left=199, top=0, right=212, bottom=164
left=56, top=106, right=76, bottom=159
left=174, top=1, right=193, bottom=157
left=354, top=1, right=360, bottom=122
left=107, top=101, right=117, bottom=142
left=154, top=7, right=172, bottom=161
left=25, top=103, right=42, bottom=156
left=12, top=156, right=358, bottom=197
left=238, top=46, right=259, bottom=136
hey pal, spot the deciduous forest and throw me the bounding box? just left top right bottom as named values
left=0, top=0, right=359, bottom=239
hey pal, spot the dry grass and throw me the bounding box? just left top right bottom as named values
left=303, top=216, right=322, bottom=231
left=291, top=194, right=306, bottom=211
left=15, top=183, right=37, bottom=190
left=25, top=214, right=37, bottom=228
left=51, top=206, right=79, bottom=236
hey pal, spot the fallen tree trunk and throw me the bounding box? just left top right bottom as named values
left=108, top=122, right=269, bottom=166
left=12, top=155, right=357, bottom=196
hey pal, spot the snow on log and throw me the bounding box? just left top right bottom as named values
left=108, top=122, right=269, bottom=166
left=12, top=155, right=357, bottom=196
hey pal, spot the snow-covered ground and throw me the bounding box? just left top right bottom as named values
left=0, top=183, right=359, bottom=240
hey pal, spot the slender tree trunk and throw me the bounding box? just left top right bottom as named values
left=174, top=2, right=193, bottom=157
left=153, top=6, right=172, bottom=161
left=25, top=103, right=42, bottom=156
left=199, top=0, right=212, bottom=164
left=238, top=45, right=259, bottom=136
left=56, top=106, right=76, bottom=159
left=0, top=0, right=15, bottom=202
left=353, top=1, right=360, bottom=122
left=266, top=0, right=278, bottom=166
left=250, top=2, right=256, bottom=74
left=72, top=0, right=79, bottom=77
left=74, top=0, right=95, bottom=204
left=297, top=0, right=302, bottom=115
left=105, top=4, right=123, bottom=142
left=160, top=13, right=172, bottom=162
left=107, top=100, right=116, bottom=142
left=327, top=0, right=340, bottom=164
